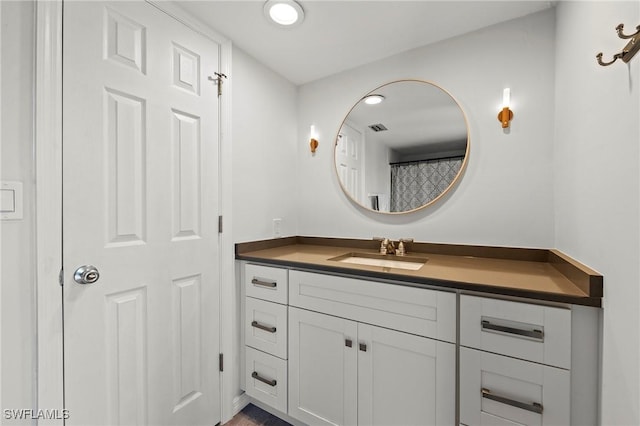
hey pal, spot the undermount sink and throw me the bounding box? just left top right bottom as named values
left=329, top=252, right=428, bottom=271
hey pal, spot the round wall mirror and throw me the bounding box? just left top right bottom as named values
left=334, top=79, right=469, bottom=214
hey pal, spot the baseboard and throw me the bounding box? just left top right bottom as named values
left=232, top=392, right=251, bottom=418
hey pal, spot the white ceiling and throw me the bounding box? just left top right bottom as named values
left=178, top=1, right=553, bottom=85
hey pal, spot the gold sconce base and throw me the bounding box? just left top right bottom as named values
left=310, top=138, right=319, bottom=153
left=497, top=107, right=513, bottom=129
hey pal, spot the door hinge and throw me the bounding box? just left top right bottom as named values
left=219, top=353, right=224, bottom=372
left=59, top=268, right=64, bottom=286
left=208, top=72, right=227, bottom=97
left=218, top=215, right=223, bottom=233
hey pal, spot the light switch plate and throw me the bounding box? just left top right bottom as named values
left=1, top=181, right=23, bottom=220
left=273, top=218, right=282, bottom=238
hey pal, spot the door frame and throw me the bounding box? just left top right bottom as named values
left=34, top=1, right=235, bottom=423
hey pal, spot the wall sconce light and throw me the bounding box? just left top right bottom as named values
left=309, top=125, right=319, bottom=153
left=497, top=88, right=513, bottom=129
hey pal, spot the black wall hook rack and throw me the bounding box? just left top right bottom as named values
left=596, top=23, right=640, bottom=66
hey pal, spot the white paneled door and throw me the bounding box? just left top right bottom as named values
left=335, top=123, right=363, bottom=204
left=62, top=2, right=221, bottom=425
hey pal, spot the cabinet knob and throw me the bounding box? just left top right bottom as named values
left=359, top=343, right=367, bottom=352
left=345, top=339, right=353, bottom=348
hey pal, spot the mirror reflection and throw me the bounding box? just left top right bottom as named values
left=334, top=80, right=469, bottom=213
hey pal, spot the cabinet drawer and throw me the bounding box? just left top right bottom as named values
left=289, top=270, right=456, bottom=342
left=460, top=347, right=570, bottom=426
left=245, top=264, right=288, bottom=304
left=460, top=295, right=571, bottom=369
left=245, top=347, right=287, bottom=413
left=245, top=297, right=288, bottom=359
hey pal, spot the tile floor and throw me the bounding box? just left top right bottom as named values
left=224, top=404, right=291, bottom=426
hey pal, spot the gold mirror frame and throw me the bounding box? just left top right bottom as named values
left=333, top=79, right=470, bottom=214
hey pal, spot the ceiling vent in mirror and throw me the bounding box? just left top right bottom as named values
left=368, top=124, right=388, bottom=132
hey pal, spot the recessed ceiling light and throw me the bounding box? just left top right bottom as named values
left=363, top=94, right=385, bottom=105
left=264, top=0, right=305, bottom=27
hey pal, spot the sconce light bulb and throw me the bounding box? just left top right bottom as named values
left=502, top=88, right=511, bottom=108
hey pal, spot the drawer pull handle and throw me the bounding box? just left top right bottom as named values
left=251, top=278, right=277, bottom=288
left=345, top=339, right=353, bottom=348
left=251, top=321, right=276, bottom=333
left=481, top=320, right=544, bottom=341
left=252, top=371, right=277, bottom=387
left=359, top=343, right=367, bottom=352
left=481, top=388, right=543, bottom=414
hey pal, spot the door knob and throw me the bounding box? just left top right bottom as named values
left=74, top=265, right=100, bottom=285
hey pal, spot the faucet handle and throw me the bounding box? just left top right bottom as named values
left=373, top=237, right=388, bottom=254
left=397, top=238, right=413, bottom=256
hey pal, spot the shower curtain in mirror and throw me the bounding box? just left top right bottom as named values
left=389, top=157, right=463, bottom=212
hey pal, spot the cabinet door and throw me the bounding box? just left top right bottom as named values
left=460, top=347, right=570, bottom=426
left=289, top=307, right=358, bottom=426
left=358, top=324, right=455, bottom=426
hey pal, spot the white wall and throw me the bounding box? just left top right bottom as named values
left=554, top=2, right=640, bottom=424
left=232, top=48, right=298, bottom=243
left=228, top=47, right=298, bottom=414
left=297, top=9, right=556, bottom=248
left=1, top=0, right=36, bottom=419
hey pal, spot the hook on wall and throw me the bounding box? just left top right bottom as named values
left=596, top=23, right=640, bottom=66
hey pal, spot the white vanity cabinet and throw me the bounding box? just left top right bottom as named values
left=288, top=307, right=455, bottom=426
left=240, top=262, right=599, bottom=426
left=459, top=294, right=598, bottom=426
left=287, top=270, right=456, bottom=426
left=243, top=264, right=289, bottom=412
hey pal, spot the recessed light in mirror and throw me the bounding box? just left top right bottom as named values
left=264, top=0, right=305, bottom=27
left=363, top=94, right=385, bottom=105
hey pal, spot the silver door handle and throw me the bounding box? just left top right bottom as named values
left=74, top=265, right=100, bottom=285
left=251, top=278, right=277, bottom=288
left=481, top=388, right=543, bottom=414
left=481, top=320, right=544, bottom=341
left=252, top=372, right=277, bottom=387
left=251, top=321, right=276, bottom=333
